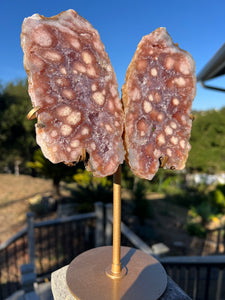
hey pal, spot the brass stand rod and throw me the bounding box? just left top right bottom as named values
left=111, top=165, right=122, bottom=275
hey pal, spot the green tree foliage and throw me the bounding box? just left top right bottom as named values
left=187, top=107, right=225, bottom=173
left=0, top=80, right=36, bottom=173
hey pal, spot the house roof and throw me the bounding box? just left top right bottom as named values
left=197, top=43, right=225, bottom=92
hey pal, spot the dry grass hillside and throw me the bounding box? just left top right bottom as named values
left=0, top=174, right=221, bottom=257
left=0, top=174, right=52, bottom=243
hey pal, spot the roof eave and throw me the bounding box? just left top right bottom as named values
left=197, top=43, right=225, bottom=82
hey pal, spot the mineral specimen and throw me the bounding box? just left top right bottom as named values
left=21, top=9, right=125, bottom=177
left=122, top=27, right=196, bottom=180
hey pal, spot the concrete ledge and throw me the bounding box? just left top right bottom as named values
left=51, top=266, right=74, bottom=300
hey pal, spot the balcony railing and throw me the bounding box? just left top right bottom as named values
left=1, top=202, right=225, bottom=300
left=161, top=255, right=225, bottom=300
left=0, top=209, right=97, bottom=300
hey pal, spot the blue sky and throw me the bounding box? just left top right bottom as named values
left=0, top=0, right=225, bottom=111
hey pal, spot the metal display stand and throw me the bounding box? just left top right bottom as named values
left=66, top=166, right=167, bottom=300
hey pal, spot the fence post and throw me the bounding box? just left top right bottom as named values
left=20, top=263, right=39, bottom=299
left=105, top=203, right=113, bottom=246
left=94, top=202, right=104, bottom=247
left=27, top=212, right=36, bottom=268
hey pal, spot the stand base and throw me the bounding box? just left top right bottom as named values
left=66, top=246, right=167, bottom=300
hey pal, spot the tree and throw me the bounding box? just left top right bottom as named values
left=0, top=80, right=36, bottom=173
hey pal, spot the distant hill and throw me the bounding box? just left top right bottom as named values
left=187, top=107, right=225, bottom=173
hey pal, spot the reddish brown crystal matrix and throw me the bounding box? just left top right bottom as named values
left=21, top=9, right=125, bottom=177
left=21, top=10, right=196, bottom=181
left=122, top=27, right=196, bottom=180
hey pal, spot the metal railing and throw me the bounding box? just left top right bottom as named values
left=0, top=201, right=158, bottom=299
left=161, top=255, right=225, bottom=300
left=1, top=201, right=225, bottom=300
left=105, top=203, right=225, bottom=300
left=0, top=203, right=101, bottom=300
left=34, top=212, right=96, bottom=277
left=0, top=228, right=28, bottom=299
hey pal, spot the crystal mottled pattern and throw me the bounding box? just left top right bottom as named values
left=21, top=9, right=125, bottom=177
left=122, top=27, right=196, bottom=180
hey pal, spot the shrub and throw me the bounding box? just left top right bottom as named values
left=194, top=202, right=217, bottom=224
left=73, top=169, right=112, bottom=189
left=29, top=194, right=47, bottom=216
left=185, top=198, right=220, bottom=238
left=209, top=187, right=225, bottom=213
left=72, top=169, right=113, bottom=212
left=217, top=184, right=225, bottom=195
left=186, top=222, right=206, bottom=238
